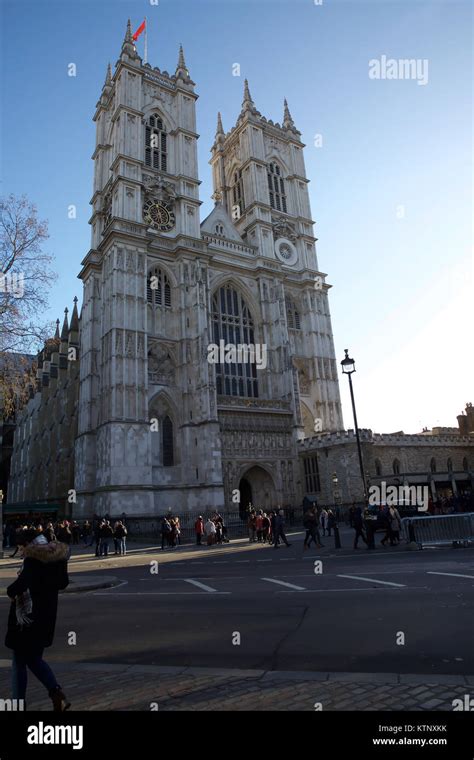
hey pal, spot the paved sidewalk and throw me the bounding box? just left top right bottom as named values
left=0, top=526, right=419, bottom=571
left=0, top=661, right=471, bottom=711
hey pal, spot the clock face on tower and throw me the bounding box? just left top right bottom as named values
left=143, top=199, right=176, bottom=232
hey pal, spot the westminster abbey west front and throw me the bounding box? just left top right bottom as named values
left=72, top=23, right=344, bottom=517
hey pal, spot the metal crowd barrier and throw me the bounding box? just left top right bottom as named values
left=401, top=512, right=474, bottom=548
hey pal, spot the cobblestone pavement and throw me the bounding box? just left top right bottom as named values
left=0, top=662, right=471, bottom=711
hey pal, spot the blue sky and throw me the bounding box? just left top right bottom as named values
left=1, top=0, right=472, bottom=433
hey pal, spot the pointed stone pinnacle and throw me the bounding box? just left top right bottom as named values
left=241, top=79, right=257, bottom=116
left=243, top=79, right=252, bottom=102
left=216, top=111, right=224, bottom=136
left=70, top=298, right=79, bottom=332
left=176, top=44, right=189, bottom=77
left=283, top=98, right=296, bottom=129
left=61, top=309, right=69, bottom=341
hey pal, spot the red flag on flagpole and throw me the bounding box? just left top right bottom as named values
left=133, top=19, right=146, bottom=41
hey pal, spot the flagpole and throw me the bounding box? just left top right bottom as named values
left=144, top=16, right=148, bottom=64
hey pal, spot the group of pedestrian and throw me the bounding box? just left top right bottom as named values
left=160, top=516, right=182, bottom=549
left=351, top=503, right=402, bottom=549
left=5, top=520, right=79, bottom=555
left=4, top=516, right=130, bottom=558
left=194, top=513, right=229, bottom=546
left=318, top=508, right=337, bottom=537
left=94, top=519, right=128, bottom=557
left=246, top=509, right=292, bottom=549
left=7, top=522, right=75, bottom=558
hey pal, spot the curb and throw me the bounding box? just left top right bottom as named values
left=0, top=660, right=471, bottom=686
left=0, top=575, right=120, bottom=597
left=64, top=575, right=120, bottom=593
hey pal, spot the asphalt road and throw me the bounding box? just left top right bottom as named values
left=1, top=532, right=473, bottom=675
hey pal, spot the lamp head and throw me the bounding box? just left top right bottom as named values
left=341, top=349, right=355, bottom=374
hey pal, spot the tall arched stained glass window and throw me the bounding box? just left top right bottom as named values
left=162, top=416, right=174, bottom=466
left=212, top=285, right=259, bottom=398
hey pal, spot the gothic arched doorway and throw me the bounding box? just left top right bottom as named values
left=239, top=465, right=276, bottom=514
left=239, top=478, right=252, bottom=519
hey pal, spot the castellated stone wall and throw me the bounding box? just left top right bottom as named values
left=300, top=429, right=474, bottom=505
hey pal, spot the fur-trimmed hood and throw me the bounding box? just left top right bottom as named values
left=23, top=541, right=69, bottom=564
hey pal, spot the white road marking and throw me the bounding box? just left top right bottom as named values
left=92, top=591, right=230, bottom=596
left=337, top=574, right=406, bottom=587
left=261, top=577, right=306, bottom=591
left=427, top=571, right=474, bottom=580
left=183, top=578, right=219, bottom=593
left=278, top=587, right=426, bottom=594
left=257, top=559, right=272, bottom=562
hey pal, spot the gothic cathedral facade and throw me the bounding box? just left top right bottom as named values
left=74, top=23, right=343, bottom=518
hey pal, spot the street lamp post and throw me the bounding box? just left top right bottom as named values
left=0, top=489, right=4, bottom=559
left=340, top=349, right=367, bottom=506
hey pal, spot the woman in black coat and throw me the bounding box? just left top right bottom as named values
left=5, top=529, right=71, bottom=710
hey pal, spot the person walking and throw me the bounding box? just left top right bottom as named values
left=194, top=516, right=204, bottom=546
left=303, top=509, right=314, bottom=550
left=43, top=523, right=56, bottom=543
left=204, top=517, right=216, bottom=546
left=93, top=519, right=101, bottom=557
left=327, top=509, right=335, bottom=538
left=380, top=506, right=393, bottom=547
left=160, top=517, right=172, bottom=550
left=262, top=512, right=271, bottom=544
left=388, top=505, right=402, bottom=545
left=348, top=503, right=355, bottom=528
left=273, top=509, right=291, bottom=549
left=114, top=521, right=127, bottom=556
left=303, top=508, right=323, bottom=550
left=248, top=511, right=257, bottom=543
left=169, top=518, right=179, bottom=549
left=214, top=514, right=223, bottom=544
left=99, top=520, right=113, bottom=557
left=255, top=511, right=264, bottom=543
left=56, top=521, right=72, bottom=546
left=220, top=514, right=229, bottom=543
left=353, top=506, right=368, bottom=549
left=82, top=521, right=93, bottom=547
left=175, top=517, right=181, bottom=546
left=5, top=529, right=70, bottom=711
left=320, top=508, right=328, bottom=537
left=10, top=527, right=27, bottom=558
left=71, top=522, right=80, bottom=545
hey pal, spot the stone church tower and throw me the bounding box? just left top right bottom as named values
left=74, top=23, right=343, bottom=517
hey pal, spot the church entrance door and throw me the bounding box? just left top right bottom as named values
left=238, top=478, right=252, bottom=520
left=239, top=466, right=276, bottom=513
